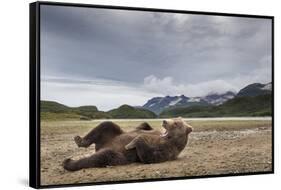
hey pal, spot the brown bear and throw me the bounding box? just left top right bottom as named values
left=63, top=118, right=193, bottom=171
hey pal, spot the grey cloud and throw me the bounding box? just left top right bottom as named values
left=40, top=5, right=272, bottom=108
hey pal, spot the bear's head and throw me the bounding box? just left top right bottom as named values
left=161, top=117, right=193, bottom=139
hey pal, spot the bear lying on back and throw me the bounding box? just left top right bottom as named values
left=63, top=118, right=193, bottom=171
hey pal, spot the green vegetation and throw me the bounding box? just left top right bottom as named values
left=41, top=101, right=156, bottom=121
left=159, top=94, right=272, bottom=118
left=41, top=94, right=271, bottom=121
left=41, top=100, right=71, bottom=113
left=41, top=112, right=81, bottom=121
left=41, top=101, right=111, bottom=121
left=108, top=105, right=157, bottom=119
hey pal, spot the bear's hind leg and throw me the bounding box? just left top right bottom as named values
left=74, top=121, right=124, bottom=148
left=74, top=136, right=91, bottom=148
left=63, top=149, right=128, bottom=171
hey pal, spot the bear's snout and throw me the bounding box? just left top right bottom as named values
left=162, top=120, right=169, bottom=129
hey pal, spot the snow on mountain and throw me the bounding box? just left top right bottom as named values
left=237, top=82, right=272, bottom=97
left=203, top=91, right=236, bottom=105
left=188, top=97, right=201, bottom=102
left=142, top=91, right=235, bottom=114
left=261, top=82, right=272, bottom=91
left=148, top=102, right=156, bottom=107
left=169, top=97, right=182, bottom=106
left=142, top=82, right=271, bottom=115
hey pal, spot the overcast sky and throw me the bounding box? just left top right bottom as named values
left=40, top=5, right=272, bottom=111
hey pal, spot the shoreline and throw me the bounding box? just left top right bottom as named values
left=89, top=117, right=272, bottom=122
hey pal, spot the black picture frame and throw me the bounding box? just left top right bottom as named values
left=29, top=1, right=274, bottom=189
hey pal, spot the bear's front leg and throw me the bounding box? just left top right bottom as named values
left=135, top=122, right=153, bottom=130
left=125, top=135, right=143, bottom=150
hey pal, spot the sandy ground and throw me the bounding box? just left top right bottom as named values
left=40, top=119, right=272, bottom=186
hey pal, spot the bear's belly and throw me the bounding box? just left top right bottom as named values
left=99, top=130, right=162, bottom=163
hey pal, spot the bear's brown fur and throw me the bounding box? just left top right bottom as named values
left=63, top=118, right=193, bottom=171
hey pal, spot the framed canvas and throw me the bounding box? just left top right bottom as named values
left=29, top=1, right=274, bottom=188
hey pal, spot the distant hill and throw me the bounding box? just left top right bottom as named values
left=159, top=94, right=272, bottom=118
left=41, top=101, right=156, bottom=120
left=142, top=92, right=235, bottom=114
left=237, top=82, right=272, bottom=97
left=41, top=100, right=72, bottom=113
left=41, top=101, right=111, bottom=120
left=108, top=105, right=157, bottom=119
left=41, top=82, right=272, bottom=120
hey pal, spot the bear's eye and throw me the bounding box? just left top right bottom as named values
left=174, top=121, right=182, bottom=127
left=174, top=122, right=181, bottom=128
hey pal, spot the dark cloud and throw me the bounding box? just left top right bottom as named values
left=40, top=5, right=272, bottom=109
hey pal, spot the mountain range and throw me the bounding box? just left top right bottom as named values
left=41, top=82, right=272, bottom=120
left=160, top=94, right=272, bottom=118
left=143, top=82, right=271, bottom=115
left=236, top=82, right=272, bottom=97
left=143, top=91, right=236, bottom=114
